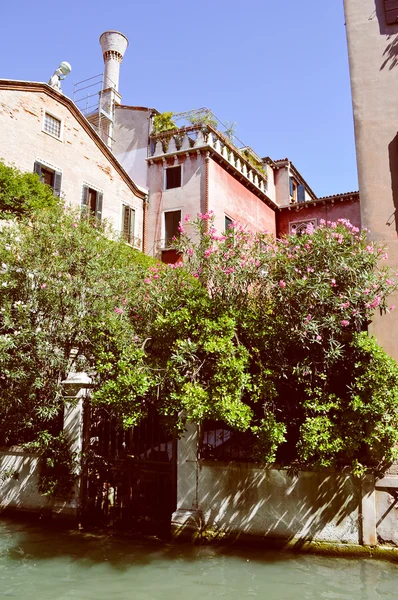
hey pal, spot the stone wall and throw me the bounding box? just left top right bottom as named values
left=0, top=448, right=51, bottom=514
left=172, top=424, right=397, bottom=546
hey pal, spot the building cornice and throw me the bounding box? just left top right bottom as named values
left=278, top=190, right=360, bottom=211
left=0, top=79, right=148, bottom=200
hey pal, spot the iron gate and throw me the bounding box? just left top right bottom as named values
left=82, top=406, right=177, bottom=531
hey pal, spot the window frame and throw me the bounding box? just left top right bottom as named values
left=164, top=164, right=183, bottom=190
left=33, top=159, right=62, bottom=197
left=121, top=203, right=136, bottom=246
left=224, top=214, right=233, bottom=233
left=42, top=112, right=63, bottom=141
left=81, top=183, right=103, bottom=222
left=289, top=218, right=317, bottom=235
left=162, top=208, right=182, bottom=248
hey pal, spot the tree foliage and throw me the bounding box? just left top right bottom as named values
left=0, top=161, right=59, bottom=218
left=0, top=204, right=154, bottom=444
left=1, top=196, right=398, bottom=476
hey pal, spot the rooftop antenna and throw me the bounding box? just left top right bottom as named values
left=48, top=61, right=72, bottom=93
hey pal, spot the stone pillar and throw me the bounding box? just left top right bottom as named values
left=361, top=473, right=377, bottom=545
left=171, top=422, right=203, bottom=539
left=52, top=372, right=92, bottom=520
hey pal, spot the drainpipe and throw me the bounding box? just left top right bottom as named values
left=142, top=194, right=148, bottom=254
left=205, top=151, right=210, bottom=232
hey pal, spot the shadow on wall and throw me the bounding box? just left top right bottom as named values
left=199, top=464, right=362, bottom=544
left=0, top=450, right=50, bottom=513
left=375, top=0, right=398, bottom=69
left=388, top=133, right=398, bottom=232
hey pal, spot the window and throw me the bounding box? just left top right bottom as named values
left=43, top=113, right=62, bottom=139
left=224, top=215, right=233, bottom=231
left=289, top=219, right=317, bottom=235
left=81, top=184, right=103, bottom=221
left=297, top=184, right=305, bottom=203
left=33, top=161, right=62, bottom=196
left=165, top=166, right=182, bottom=190
left=164, top=210, right=181, bottom=246
left=289, top=177, right=297, bottom=200
left=122, top=205, right=136, bottom=245
left=384, top=0, right=398, bottom=25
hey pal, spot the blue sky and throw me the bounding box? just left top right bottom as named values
left=0, top=0, right=357, bottom=197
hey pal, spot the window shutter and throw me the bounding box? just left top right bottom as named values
left=33, top=161, right=42, bottom=178
left=129, top=208, right=136, bottom=243
left=297, top=184, right=305, bottom=203
left=96, top=192, right=103, bottom=222
left=385, top=0, right=398, bottom=24
left=81, top=185, right=89, bottom=212
left=53, top=171, right=62, bottom=197
left=289, top=177, right=294, bottom=196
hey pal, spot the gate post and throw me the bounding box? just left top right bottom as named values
left=52, top=372, right=92, bottom=521
left=361, top=473, right=377, bottom=545
left=171, top=422, right=203, bottom=539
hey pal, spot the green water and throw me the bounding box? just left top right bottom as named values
left=0, top=518, right=397, bottom=600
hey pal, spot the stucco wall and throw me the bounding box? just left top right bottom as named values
left=0, top=87, right=143, bottom=246
left=208, top=160, right=276, bottom=236
left=277, top=198, right=361, bottom=237
left=173, top=425, right=364, bottom=545
left=0, top=449, right=51, bottom=513
left=198, top=462, right=361, bottom=543
left=113, top=106, right=151, bottom=189
left=146, top=153, right=206, bottom=257
left=344, top=0, right=398, bottom=359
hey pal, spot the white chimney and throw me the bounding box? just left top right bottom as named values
left=99, top=30, right=128, bottom=94
left=98, top=31, right=128, bottom=149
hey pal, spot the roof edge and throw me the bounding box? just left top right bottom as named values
left=0, top=79, right=148, bottom=200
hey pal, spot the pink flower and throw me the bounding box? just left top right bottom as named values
left=386, top=278, right=394, bottom=285
left=186, top=248, right=194, bottom=257
left=184, top=214, right=190, bottom=222
left=331, top=279, right=337, bottom=287
left=390, top=305, right=396, bottom=311
left=71, top=223, right=78, bottom=228
left=382, top=253, right=388, bottom=260
left=316, top=335, right=322, bottom=341
left=363, top=288, right=370, bottom=295
left=144, top=278, right=151, bottom=284
left=115, top=307, right=124, bottom=314
left=304, top=314, right=312, bottom=322
left=369, top=295, right=381, bottom=309
left=341, top=320, right=350, bottom=327
left=40, top=283, right=46, bottom=289
left=279, top=280, right=286, bottom=288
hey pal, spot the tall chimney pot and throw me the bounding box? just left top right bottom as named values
left=99, top=30, right=128, bottom=92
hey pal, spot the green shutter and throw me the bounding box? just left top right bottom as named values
left=33, top=161, right=42, bottom=178
left=96, top=192, right=103, bottom=222
left=297, top=184, right=305, bottom=203
left=53, top=171, right=62, bottom=197
left=81, top=185, right=89, bottom=213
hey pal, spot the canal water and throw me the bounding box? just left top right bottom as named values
left=0, top=518, right=396, bottom=599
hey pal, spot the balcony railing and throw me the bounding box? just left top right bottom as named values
left=149, top=123, right=269, bottom=197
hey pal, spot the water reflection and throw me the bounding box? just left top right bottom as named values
left=0, top=518, right=396, bottom=599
